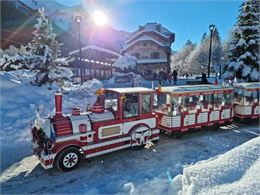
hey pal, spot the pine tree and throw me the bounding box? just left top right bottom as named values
left=27, top=8, right=72, bottom=86
left=225, top=0, right=260, bottom=81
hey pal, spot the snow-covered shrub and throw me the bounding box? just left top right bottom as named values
left=113, top=54, right=137, bottom=73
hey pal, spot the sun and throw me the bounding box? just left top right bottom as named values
left=92, top=10, right=107, bottom=26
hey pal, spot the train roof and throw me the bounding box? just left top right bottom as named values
left=106, top=87, right=154, bottom=94
left=233, top=82, right=260, bottom=89
left=158, top=85, right=233, bottom=93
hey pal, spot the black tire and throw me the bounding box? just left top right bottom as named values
left=212, top=125, right=220, bottom=131
left=172, top=132, right=183, bottom=139
left=133, top=144, right=145, bottom=150
left=56, top=147, right=82, bottom=172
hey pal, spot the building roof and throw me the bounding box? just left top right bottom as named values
left=122, top=23, right=174, bottom=52
left=158, top=85, right=233, bottom=93
left=69, top=45, right=121, bottom=58
left=122, top=35, right=170, bottom=51
left=233, top=82, right=260, bottom=89
left=106, top=87, right=154, bottom=94
left=127, top=23, right=173, bottom=43
left=137, top=59, right=168, bottom=64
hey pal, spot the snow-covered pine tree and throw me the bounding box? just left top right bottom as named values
left=30, top=8, right=72, bottom=86
left=225, top=0, right=260, bottom=81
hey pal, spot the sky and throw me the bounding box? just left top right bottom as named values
left=56, top=0, right=243, bottom=51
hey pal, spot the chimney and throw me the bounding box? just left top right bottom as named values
left=55, top=92, right=63, bottom=116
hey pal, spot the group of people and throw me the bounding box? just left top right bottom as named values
left=153, top=70, right=220, bottom=86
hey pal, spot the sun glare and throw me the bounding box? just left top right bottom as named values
left=92, top=10, right=107, bottom=26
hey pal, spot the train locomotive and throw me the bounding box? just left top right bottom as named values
left=32, top=87, right=159, bottom=171
left=31, top=83, right=260, bottom=171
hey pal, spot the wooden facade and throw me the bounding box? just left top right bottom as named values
left=121, top=23, right=175, bottom=80
left=69, top=46, right=121, bottom=82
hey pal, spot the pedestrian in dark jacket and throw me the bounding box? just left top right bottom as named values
left=172, top=69, right=178, bottom=85
left=201, top=72, right=208, bottom=84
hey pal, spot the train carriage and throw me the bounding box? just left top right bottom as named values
left=233, top=82, right=260, bottom=120
left=31, top=87, right=159, bottom=171
left=155, top=85, right=234, bottom=137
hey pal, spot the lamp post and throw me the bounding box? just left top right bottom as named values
left=219, top=57, right=224, bottom=79
left=207, top=24, right=215, bottom=78
left=75, top=16, right=83, bottom=84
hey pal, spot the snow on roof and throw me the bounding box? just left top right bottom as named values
left=158, top=85, right=233, bottom=93
left=137, top=59, right=168, bottom=64
left=233, top=82, right=260, bottom=89
left=106, top=87, right=154, bottom=94
left=122, top=35, right=169, bottom=51
left=126, top=23, right=173, bottom=44
left=69, top=45, right=121, bottom=57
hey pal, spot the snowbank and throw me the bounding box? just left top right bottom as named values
left=170, top=136, right=260, bottom=195
left=0, top=70, right=102, bottom=170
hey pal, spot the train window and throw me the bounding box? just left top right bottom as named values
left=213, top=93, right=223, bottom=109
left=202, top=94, right=212, bottom=111
left=172, top=96, right=181, bottom=116
left=105, top=93, right=118, bottom=111
left=244, top=90, right=254, bottom=105
left=142, top=94, right=151, bottom=114
left=123, top=93, right=139, bottom=118
left=153, top=94, right=158, bottom=107
left=188, top=95, right=199, bottom=114
left=157, top=93, right=170, bottom=114
left=234, top=88, right=243, bottom=104
left=224, top=93, right=233, bottom=106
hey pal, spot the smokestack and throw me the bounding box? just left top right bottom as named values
left=55, top=92, right=62, bottom=116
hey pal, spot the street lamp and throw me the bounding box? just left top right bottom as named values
left=75, top=16, right=83, bottom=84
left=207, top=24, right=215, bottom=78
left=220, top=57, right=224, bottom=79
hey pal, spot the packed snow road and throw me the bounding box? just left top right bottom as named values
left=1, top=122, right=259, bottom=195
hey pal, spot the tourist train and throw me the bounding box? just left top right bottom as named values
left=31, top=83, right=260, bottom=171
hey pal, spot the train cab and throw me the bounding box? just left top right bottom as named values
left=233, top=82, right=260, bottom=120
left=155, top=85, right=234, bottom=137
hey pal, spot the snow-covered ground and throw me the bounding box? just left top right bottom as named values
left=0, top=70, right=102, bottom=170
left=1, top=70, right=259, bottom=195
left=1, top=122, right=259, bottom=194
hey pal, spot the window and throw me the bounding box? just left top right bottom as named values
left=224, top=93, right=233, bottom=106
left=244, top=90, right=254, bottom=106
left=187, top=95, right=199, bottom=114
left=142, top=94, right=151, bottom=114
left=171, top=96, right=182, bottom=116
left=151, top=52, right=160, bottom=59
left=123, top=93, right=139, bottom=118
left=156, top=93, right=171, bottom=114
left=234, top=88, right=244, bottom=105
left=213, top=93, right=223, bottom=109
left=202, top=94, right=212, bottom=111
left=132, top=53, right=140, bottom=60
left=105, top=93, right=118, bottom=111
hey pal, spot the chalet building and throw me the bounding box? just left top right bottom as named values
left=69, top=45, right=121, bottom=82
left=121, top=23, right=175, bottom=80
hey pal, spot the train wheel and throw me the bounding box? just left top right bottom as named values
left=131, top=127, right=151, bottom=150
left=56, top=147, right=82, bottom=172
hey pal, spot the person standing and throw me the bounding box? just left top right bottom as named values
left=201, top=72, right=208, bottom=84
left=172, top=69, right=178, bottom=85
